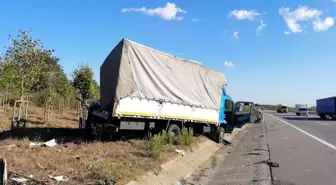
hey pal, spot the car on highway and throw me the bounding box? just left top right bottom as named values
left=277, top=104, right=288, bottom=113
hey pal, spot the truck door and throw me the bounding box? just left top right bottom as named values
left=234, top=101, right=254, bottom=125
left=223, top=99, right=235, bottom=133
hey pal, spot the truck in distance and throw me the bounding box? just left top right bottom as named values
left=84, top=39, right=254, bottom=143
left=277, top=104, right=288, bottom=113
left=317, top=97, right=336, bottom=120
left=295, top=104, right=308, bottom=116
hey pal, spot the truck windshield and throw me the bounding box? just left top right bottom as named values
left=299, top=108, right=308, bottom=111
left=281, top=106, right=287, bottom=109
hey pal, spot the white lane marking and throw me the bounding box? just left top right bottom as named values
left=316, top=122, right=329, bottom=126
left=264, top=112, right=336, bottom=151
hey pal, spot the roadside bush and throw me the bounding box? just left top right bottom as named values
left=166, top=131, right=175, bottom=145
left=150, top=131, right=167, bottom=158
left=180, top=127, right=194, bottom=146
left=150, top=128, right=195, bottom=158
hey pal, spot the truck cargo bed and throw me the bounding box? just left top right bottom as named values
left=317, top=97, right=336, bottom=115
left=114, top=97, right=219, bottom=124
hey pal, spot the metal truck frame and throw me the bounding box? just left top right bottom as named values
left=84, top=89, right=254, bottom=143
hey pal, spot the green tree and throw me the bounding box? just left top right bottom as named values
left=0, top=60, right=15, bottom=91
left=72, top=64, right=98, bottom=102
left=2, top=29, right=54, bottom=100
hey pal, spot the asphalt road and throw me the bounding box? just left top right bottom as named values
left=264, top=111, right=336, bottom=185
left=186, top=122, right=271, bottom=185
left=185, top=111, right=336, bottom=185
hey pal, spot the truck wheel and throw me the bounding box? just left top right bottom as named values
left=320, top=114, right=327, bottom=119
left=217, top=127, right=225, bottom=144
left=331, top=115, right=336, bottom=120
left=168, top=124, right=181, bottom=136
left=296, top=113, right=299, bottom=116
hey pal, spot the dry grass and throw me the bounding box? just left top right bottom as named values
left=0, top=106, right=207, bottom=184
left=0, top=138, right=172, bottom=185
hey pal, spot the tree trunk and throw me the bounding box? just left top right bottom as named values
left=20, top=78, right=24, bottom=100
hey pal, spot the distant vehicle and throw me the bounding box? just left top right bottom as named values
left=277, top=104, right=288, bottom=113
left=317, top=97, right=336, bottom=120
left=295, top=104, right=308, bottom=116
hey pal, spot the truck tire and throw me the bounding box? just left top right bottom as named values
left=296, top=113, right=300, bottom=116
left=217, top=127, right=225, bottom=144
left=319, top=114, right=327, bottom=119
left=331, top=115, right=336, bottom=120
left=168, top=124, right=181, bottom=136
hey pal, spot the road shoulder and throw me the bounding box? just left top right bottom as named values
left=184, top=122, right=271, bottom=185
left=126, top=124, right=250, bottom=185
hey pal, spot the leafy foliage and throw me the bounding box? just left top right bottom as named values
left=150, top=131, right=167, bottom=158
left=310, top=106, right=316, bottom=111
left=0, top=28, right=98, bottom=111
left=2, top=29, right=55, bottom=99
left=0, top=29, right=77, bottom=105
left=72, top=64, right=99, bottom=101
left=0, top=60, right=15, bottom=90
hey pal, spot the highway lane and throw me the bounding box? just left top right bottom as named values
left=266, top=111, right=336, bottom=146
left=264, top=111, right=336, bottom=185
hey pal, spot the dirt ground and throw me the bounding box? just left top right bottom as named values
left=0, top=107, right=205, bottom=185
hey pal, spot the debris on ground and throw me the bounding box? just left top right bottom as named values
left=95, top=151, right=107, bottom=161
left=10, top=177, right=27, bottom=183
left=29, top=139, right=57, bottom=148
left=49, top=175, right=69, bottom=182
left=7, top=172, right=44, bottom=185
left=175, top=149, right=185, bottom=156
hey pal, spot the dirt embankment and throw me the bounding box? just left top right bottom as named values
left=0, top=107, right=206, bottom=185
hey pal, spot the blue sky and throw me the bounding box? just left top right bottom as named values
left=1, top=0, right=336, bottom=106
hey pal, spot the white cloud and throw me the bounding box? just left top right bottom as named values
left=279, top=6, right=333, bottom=33
left=224, top=61, right=234, bottom=68
left=233, top=31, right=239, bottom=39
left=121, top=2, right=186, bottom=20
left=191, top=18, right=199, bottom=22
left=256, top=20, right=266, bottom=34
left=229, top=10, right=260, bottom=21
left=284, top=31, right=290, bottom=35
left=313, top=17, right=334, bottom=32
left=189, top=59, right=202, bottom=65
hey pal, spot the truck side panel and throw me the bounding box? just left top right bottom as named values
left=115, top=97, right=219, bottom=124
left=317, top=97, right=336, bottom=114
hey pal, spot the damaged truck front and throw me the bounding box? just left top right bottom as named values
left=84, top=39, right=253, bottom=143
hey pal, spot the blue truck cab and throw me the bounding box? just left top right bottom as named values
left=219, top=88, right=254, bottom=134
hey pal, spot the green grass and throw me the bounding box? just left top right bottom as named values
left=150, top=127, right=194, bottom=158
left=180, top=127, right=194, bottom=146
left=150, top=131, right=167, bottom=158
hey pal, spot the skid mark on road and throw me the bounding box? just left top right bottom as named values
left=265, top=112, right=336, bottom=151
left=316, top=121, right=329, bottom=126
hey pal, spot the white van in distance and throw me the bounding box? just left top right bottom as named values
left=295, top=104, right=308, bottom=116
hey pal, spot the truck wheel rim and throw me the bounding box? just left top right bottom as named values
left=220, top=132, right=225, bottom=140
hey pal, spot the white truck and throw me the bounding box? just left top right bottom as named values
left=84, top=39, right=254, bottom=143
left=295, top=104, right=308, bottom=116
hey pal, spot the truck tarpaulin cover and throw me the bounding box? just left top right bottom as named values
left=100, top=39, right=227, bottom=111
